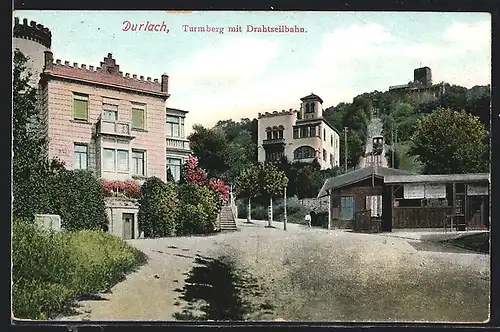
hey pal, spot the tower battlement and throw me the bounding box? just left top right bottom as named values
left=13, top=17, right=52, bottom=49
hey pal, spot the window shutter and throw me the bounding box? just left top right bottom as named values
left=74, top=99, right=88, bottom=120
left=132, top=108, right=145, bottom=129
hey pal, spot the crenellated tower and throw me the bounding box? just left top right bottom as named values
left=13, top=17, right=52, bottom=86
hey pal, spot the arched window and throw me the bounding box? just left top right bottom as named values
left=272, top=126, right=278, bottom=139
left=278, top=125, right=284, bottom=139
left=294, top=146, right=316, bottom=160
left=305, top=103, right=310, bottom=112
left=310, top=103, right=315, bottom=113
left=266, top=126, right=272, bottom=140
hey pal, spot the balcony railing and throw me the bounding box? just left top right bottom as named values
left=96, top=119, right=134, bottom=138
left=166, top=138, right=190, bottom=151
left=262, top=138, right=285, bottom=145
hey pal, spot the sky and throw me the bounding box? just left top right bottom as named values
left=14, top=11, right=491, bottom=134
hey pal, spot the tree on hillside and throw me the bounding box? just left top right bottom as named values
left=339, top=130, right=364, bottom=169
left=408, top=108, right=489, bottom=174
left=234, top=165, right=261, bottom=223
left=187, top=125, right=231, bottom=179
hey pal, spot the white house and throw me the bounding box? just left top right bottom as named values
left=257, top=93, right=340, bottom=170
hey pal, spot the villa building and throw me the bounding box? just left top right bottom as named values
left=257, top=93, right=340, bottom=170
left=39, top=51, right=191, bottom=183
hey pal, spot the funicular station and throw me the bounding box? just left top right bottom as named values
left=318, top=167, right=490, bottom=232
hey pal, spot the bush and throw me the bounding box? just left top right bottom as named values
left=176, top=183, right=219, bottom=235
left=47, top=169, right=108, bottom=231
left=138, top=177, right=179, bottom=238
left=12, top=221, right=147, bottom=319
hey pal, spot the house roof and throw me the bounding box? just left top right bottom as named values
left=317, top=166, right=414, bottom=198
left=384, top=173, right=490, bottom=185
left=300, top=93, right=323, bottom=104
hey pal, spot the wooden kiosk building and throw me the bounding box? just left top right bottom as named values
left=318, top=166, right=490, bottom=232
left=383, top=173, right=490, bottom=231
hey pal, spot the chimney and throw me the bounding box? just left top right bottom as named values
left=44, top=51, right=53, bottom=70
left=161, top=74, right=169, bottom=93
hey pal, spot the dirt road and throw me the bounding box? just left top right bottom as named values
left=59, top=220, right=490, bottom=323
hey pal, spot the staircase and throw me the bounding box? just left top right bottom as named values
left=218, top=204, right=238, bottom=231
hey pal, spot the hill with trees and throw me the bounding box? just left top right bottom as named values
left=187, top=82, right=491, bottom=204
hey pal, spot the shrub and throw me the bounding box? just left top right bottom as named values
left=48, top=170, right=108, bottom=231
left=64, top=230, right=147, bottom=293
left=138, top=177, right=179, bottom=238
left=176, top=183, right=219, bottom=235
left=12, top=221, right=147, bottom=320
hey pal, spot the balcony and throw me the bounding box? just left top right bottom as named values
left=96, top=119, right=135, bottom=139
left=166, top=138, right=190, bottom=151
left=262, top=138, right=286, bottom=146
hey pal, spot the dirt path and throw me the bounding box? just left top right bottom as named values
left=59, top=221, right=490, bottom=322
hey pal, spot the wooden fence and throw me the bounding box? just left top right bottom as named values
left=354, top=209, right=381, bottom=233
left=393, top=207, right=453, bottom=229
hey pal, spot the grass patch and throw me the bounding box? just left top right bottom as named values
left=12, top=220, right=148, bottom=320
left=448, top=232, right=490, bottom=254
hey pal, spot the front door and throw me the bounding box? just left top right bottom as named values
left=340, top=196, right=355, bottom=221
left=122, top=213, right=135, bottom=240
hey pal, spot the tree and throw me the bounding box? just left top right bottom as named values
left=234, top=165, right=261, bottom=223
left=408, top=108, right=489, bottom=174
left=12, top=49, right=54, bottom=221
left=259, top=163, right=289, bottom=227
left=187, top=125, right=231, bottom=179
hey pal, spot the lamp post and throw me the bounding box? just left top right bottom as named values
left=283, top=186, right=287, bottom=231
left=327, top=190, right=331, bottom=230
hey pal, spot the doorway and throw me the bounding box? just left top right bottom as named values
left=122, top=213, right=135, bottom=239
left=340, top=196, right=355, bottom=221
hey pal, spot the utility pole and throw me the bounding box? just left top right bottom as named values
left=391, top=124, right=395, bottom=168
left=344, top=127, right=348, bottom=172
left=395, top=125, right=398, bottom=165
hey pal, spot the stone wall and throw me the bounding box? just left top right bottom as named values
left=298, top=196, right=330, bottom=213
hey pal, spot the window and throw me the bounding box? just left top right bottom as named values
left=309, top=126, right=316, bottom=137
left=132, top=150, right=146, bottom=176
left=306, top=103, right=310, bottom=112
left=167, top=115, right=184, bottom=137
left=74, top=144, right=88, bottom=170
left=73, top=93, right=89, bottom=121
left=331, top=135, right=333, bottom=147
left=102, top=104, right=118, bottom=121
left=272, top=126, right=278, bottom=139
left=103, top=148, right=129, bottom=172
left=323, top=149, right=327, bottom=161
left=117, top=150, right=129, bottom=172
left=277, top=125, right=284, bottom=139
left=330, top=153, right=334, bottom=166
left=103, top=148, right=116, bottom=171
left=293, top=128, right=299, bottom=139
left=265, top=150, right=284, bottom=162
left=132, top=105, right=145, bottom=130
left=266, top=127, right=272, bottom=140
left=311, top=103, right=315, bottom=113
left=294, top=146, right=316, bottom=160
left=167, top=158, right=182, bottom=182
left=323, top=128, right=326, bottom=141
left=300, top=127, right=308, bottom=138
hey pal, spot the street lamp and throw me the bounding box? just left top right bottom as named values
left=283, top=186, right=287, bottom=231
